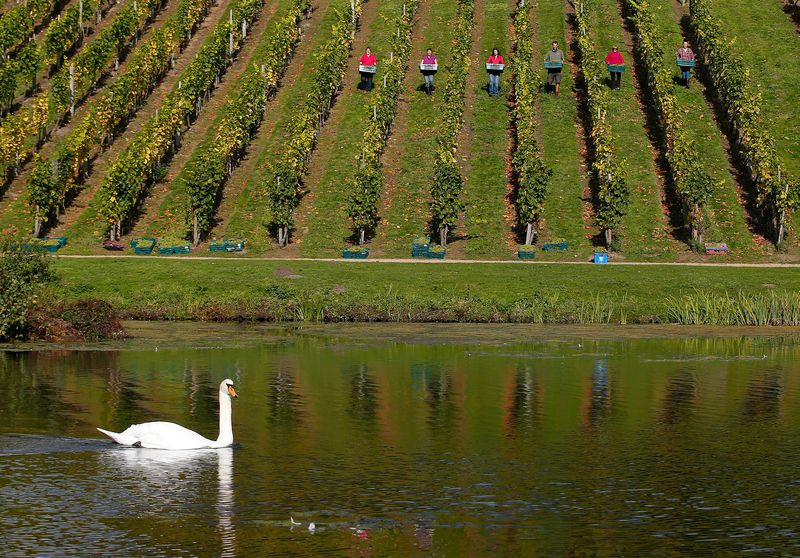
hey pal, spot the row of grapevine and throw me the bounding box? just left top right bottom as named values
left=267, top=0, right=363, bottom=248
left=574, top=0, right=627, bottom=246
left=345, top=0, right=418, bottom=245
left=27, top=0, right=214, bottom=236
left=429, top=0, right=474, bottom=246
left=689, top=0, right=799, bottom=244
left=625, top=0, right=712, bottom=243
left=182, top=0, right=310, bottom=244
left=96, top=0, right=265, bottom=239
left=0, top=0, right=64, bottom=55
left=0, top=0, right=166, bottom=184
left=0, top=0, right=109, bottom=113
left=509, top=0, right=551, bottom=246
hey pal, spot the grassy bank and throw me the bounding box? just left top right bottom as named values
left=46, top=257, right=800, bottom=324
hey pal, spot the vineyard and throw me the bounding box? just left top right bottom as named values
left=1, top=0, right=799, bottom=261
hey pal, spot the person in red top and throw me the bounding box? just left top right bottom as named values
left=486, top=47, right=505, bottom=97
left=359, top=47, right=377, bottom=92
left=604, top=46, right=625, bottom=90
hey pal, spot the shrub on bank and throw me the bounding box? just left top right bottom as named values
left=0, top=239, right=55, bottom=341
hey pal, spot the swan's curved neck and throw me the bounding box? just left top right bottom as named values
left=215, top=392, right=233, bottom=447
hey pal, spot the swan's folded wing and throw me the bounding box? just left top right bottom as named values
left=121, top=421, right=215, bottom=449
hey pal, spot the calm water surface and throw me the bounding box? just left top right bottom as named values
left=2, top=323, right=800, bottom=556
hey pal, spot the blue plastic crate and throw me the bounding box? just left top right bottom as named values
left=427, top=250, right=446, bottom=259
left=594, top=252, right=608, bottom=264
left=209, top=240, right=227, bottom=252
left=225, top=240, right=245, bottom=252
left=343, top=247, right=369, bottom=259
left=676, top=59, right=695, bottom=67
left=542, top=242, right=568, bottom=251
left=518, top=250, right=536, bottom=260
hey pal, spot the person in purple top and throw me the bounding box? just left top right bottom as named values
left=421, top=48, right=437, bottom=95
left=676, top=40, right=695, bottom=88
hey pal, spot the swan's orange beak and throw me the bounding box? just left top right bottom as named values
left=227, top=385, right=238, bottom=398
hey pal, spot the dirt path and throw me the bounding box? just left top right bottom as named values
left=122, top=0, right=283, bottom=242
left=287, top=0, right=383, bottom=244
left=47, top=0, right=237, bottom=238
left=54, top=253, right=800, bottom=267
left=208, top=0, right=335, bottom=244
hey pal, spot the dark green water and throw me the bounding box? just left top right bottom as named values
left=2, top=323, right=800, bottom=556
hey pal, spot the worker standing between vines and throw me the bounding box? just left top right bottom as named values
left=544, top=41, right=565, bottom=97
left=676, top=40, right=695, bottom=89
left=421, top=48, right=437, bottom=95
left=359, top=47, right=377, bottom=92
left=486, top=47, right=505, bottom=97
left=604, top=46, right=624, bottom=90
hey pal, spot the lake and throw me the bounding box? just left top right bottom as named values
left=2, top=323, right=800, bottom=556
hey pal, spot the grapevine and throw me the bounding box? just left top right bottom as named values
left=690, top=0, right=799, bottom=244
left=574, top=0, right=627, bottom=247
left=510, top=0, right=551, bottom=246
left=430, top=0, right=474, bottom=246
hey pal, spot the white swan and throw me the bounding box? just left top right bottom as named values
left=97, top=379, right=238, bottom=449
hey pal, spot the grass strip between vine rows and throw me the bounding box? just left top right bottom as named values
left=690, top=0, right=799, bottom=245
left=95, top=0, right=265, bottom=239
left=344, top=0, right=418, bottom=245
left=462, top=0, right=513, bottom=258
left=26, top=0, right=216, bottom=236
left=534, top=0, right=586, bottom=254
left=265, top=0, right=363, bottom=247
left=429, top=0, right=474, bottom=246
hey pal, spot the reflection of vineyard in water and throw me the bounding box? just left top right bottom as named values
left=4, top=330, right=800, bottom=554
left=2, top=0, right=800, bottom=257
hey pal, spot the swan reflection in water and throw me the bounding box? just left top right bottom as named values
left=101, top=447, right=236, bottom=555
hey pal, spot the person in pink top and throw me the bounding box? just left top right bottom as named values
left=604, top=46, right=625, bottom=90
left=359, top=47, right=377, bottom=91
left=486, top=47, right=505, bottom=97
left=676, top=40, right=695, bottom=88
left=421, top=48, right=437, bottom=95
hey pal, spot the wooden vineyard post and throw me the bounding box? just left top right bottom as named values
left=228, top=10, right=233, bottom=56
left=69, top=64, right=75, bottom=116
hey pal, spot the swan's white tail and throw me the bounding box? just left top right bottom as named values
left=97, top=427, right=138, bottom=446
